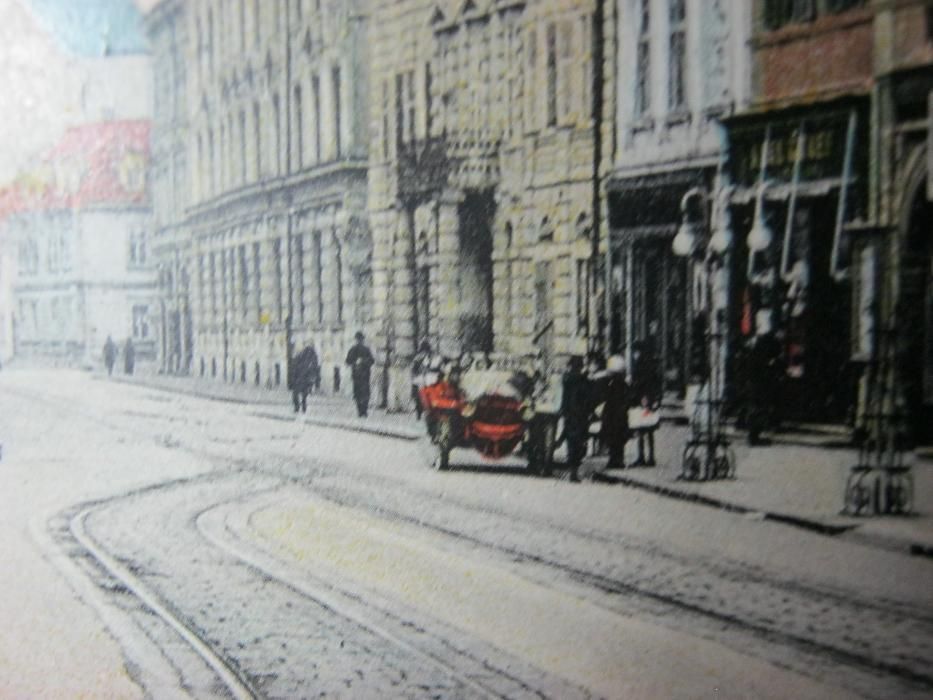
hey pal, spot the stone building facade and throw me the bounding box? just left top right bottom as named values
left=150, top=0, right=371, bottom=392
left=368, top=0, right=614, bottom=408
left=607, top=0, right=751, bottom=397
left=145, top=0, right=191, bottom=374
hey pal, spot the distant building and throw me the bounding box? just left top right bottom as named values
left=146, top=0, right=371, bottom=392
left=369, top=0, right=612, bottom=407
left=1, top=120, right=156, bottom=366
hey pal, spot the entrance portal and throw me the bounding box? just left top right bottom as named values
left=457, top=191, right=495, bottom=353
left=901, top=184, right=933, bottom=443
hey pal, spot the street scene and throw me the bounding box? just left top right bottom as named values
left=1, top=0, right=933, bottom=698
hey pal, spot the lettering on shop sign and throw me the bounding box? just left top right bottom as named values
left=729, top=115, right=857, bottom=187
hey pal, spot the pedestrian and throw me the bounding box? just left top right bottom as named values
left=345, top=331, right=375, bottom=418
left=560, top=355, right=590, bottom=482
left=123, top=337, right=135, bottom=375
left=630, top=339, right=661, bottom=466
left=744, top=314, right=783, bottom=445
left=601, top=354, right=632, bottom=470
left=411, top=340, right=434, bottom=420
left=292, top=341, right=320, bottom=413
left=103, top=335, right=117, bottom=376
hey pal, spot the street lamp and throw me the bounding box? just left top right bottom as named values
left=673, top=187, right=735, bottom=481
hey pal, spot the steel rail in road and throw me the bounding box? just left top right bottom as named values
left=70, top=507, right=258, bottom=700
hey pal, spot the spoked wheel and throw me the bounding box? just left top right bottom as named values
left=432, top=416, right=452, bottom=471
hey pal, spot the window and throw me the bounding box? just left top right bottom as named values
left=395, top=73, right=405, bottom=146
left=312, top=75, right=322, bottom=162
left=669, top=0, right=687, bottom=112
left=425, top=63, right=433, bottom=136
left=272, top=93, right=282, bottom=175
left=294, top=85, right=303, bottom=169
left=252, top=242, right=262, bottom=321
left=272, top=238, right=283, bottom=322
left=132, top=305, right=149, bottom=339
left=545, top=23, right=557, bottom=127
left=635, top=0, right=651, bottom=117
left=239, top=244, right=249, bottom=317
left=312, top=231, right=324, bottom=324
left=382, top=80, right=390, bottom=158
left=764, top=1, right=815, bottom=30
left=294, top=234, right=305, bottom=324
left=577, top=258, right=591, bottom=334
left=129, top=231, right=147, bottom=268
left=18, top=239, right=38, bottom=276
left=332, top=66, right=342, bottom=156
left=253, top=101, right=262, bottom=178
left=209, top=252, right=217, bottom=317
left=239, top=110, right=247, bottom=183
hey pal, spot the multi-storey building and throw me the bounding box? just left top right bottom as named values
left=369, top=0, right=613, bottom=407
left=145, top=0, right=191, bottom=374
left=857, top=0, right=933, bottom=441
left=2, top=121, right=156, bottom=366
left=720, top=0, right=873, bottom=424
left=151, top=0, right=371, bottom=392
left=607, top=0, right=751, bottom=397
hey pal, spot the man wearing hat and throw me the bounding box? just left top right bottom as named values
left=345, top=331, right=375, bottom=417
left=600, top=355, right=632, bottom=470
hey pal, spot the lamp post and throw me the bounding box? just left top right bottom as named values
left=672, top=187, right=735, bottom=481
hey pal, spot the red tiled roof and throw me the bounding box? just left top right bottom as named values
left=0, top=119, right=150, bottom=221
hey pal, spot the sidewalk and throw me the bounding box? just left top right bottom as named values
left=109, top=367, right=933, bottom=557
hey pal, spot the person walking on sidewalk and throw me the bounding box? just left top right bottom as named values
left=346, top=331, right=375, bottom=418
left=292, top=341, right=320, bottom=414
left=103, top=336, right=117, bottom=376
left=601, top=355, right=632, bottom=471
left=123, top=338, right=135, bottom=376
left=560, top=355, right=590, bottom=482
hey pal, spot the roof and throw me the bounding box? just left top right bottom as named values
left=0, top=119, right=150, bottom=221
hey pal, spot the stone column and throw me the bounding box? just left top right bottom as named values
left=434, top=194, right=462, bottom=358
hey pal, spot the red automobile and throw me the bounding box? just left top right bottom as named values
left=419, top=364, right=558, bottom=474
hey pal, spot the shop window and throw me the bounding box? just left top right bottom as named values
left=763, top=0, right=815, bottom=30
left=635, top=0, right=651, bottom=118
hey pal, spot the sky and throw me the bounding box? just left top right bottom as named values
left=0, top=0, right=152, bottom=183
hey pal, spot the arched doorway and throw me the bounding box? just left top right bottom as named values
left=899, top=179, right=933, bottom=444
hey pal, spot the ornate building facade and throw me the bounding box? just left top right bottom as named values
left=369, top=0, right=614, bottom=407
left=147, top=0, right=371, bottom=392
left=607, top=0, right=750, bottom=397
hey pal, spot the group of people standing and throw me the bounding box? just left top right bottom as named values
left=102, top=336, right=135, bottom=376
left=561, top=342, right=661, bottom=481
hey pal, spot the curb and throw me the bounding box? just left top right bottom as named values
left=597, top=468, right=856, bottom=536
left=251, top=410, right=423, bottom=441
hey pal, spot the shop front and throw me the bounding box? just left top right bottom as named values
left=607, top=170, right=713, bottom=397
left=724, top=100, right=869, bottom=425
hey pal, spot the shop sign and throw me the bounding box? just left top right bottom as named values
left=729, top=113, right=858, bottom=187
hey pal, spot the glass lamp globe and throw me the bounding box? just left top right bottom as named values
left=747, top=210, right=772, bottom=252
left=672, top=221, right=699, bottom=258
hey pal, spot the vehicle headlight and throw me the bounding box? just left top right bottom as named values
left=461, top=402, right=476, bottom=417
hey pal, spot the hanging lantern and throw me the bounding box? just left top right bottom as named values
left=747, top=204, right=772, bottom=253
left=709, top=223, right=732, bottom=255
left=672, top=220, right=699, bottom=258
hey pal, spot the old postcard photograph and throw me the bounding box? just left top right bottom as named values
left=0, top=0, right=931, bottom=697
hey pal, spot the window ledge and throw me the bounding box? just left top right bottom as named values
left=665, top=110, right=692, bottom=128
left=630, top=117, right=655, bottom=134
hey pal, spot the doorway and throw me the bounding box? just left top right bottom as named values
left=457, top=191, right=494, bottom=353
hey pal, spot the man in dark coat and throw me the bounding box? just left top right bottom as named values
left=601, top=355, right=631, bottom=470
left=123, top=338, right=135, bottom=375
left=103, top=336, right=117, bottom=376
left=744, top=323, right=783, bottom=445
left=292, top=341, right=320, bottom=413
left=346, top=331, right=375, bottom=417
left=560, top=355, right=590, bottom=482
